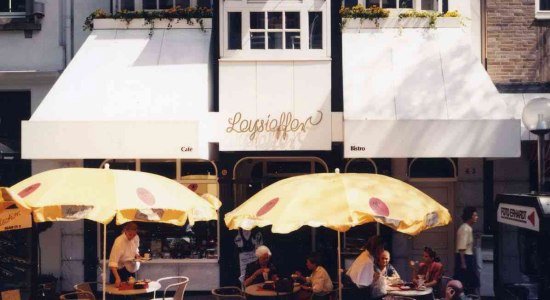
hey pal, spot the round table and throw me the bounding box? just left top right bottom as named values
left=386, top=285, right=433, bottom=299
left=105, top=281, right=161, bottom=296
left=245, top=282, right=300, bottom=297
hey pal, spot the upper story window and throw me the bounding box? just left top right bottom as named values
left=344, top=0, right=447, bottom=10
left=366, top=0, right=412, bottom=9
left=221, top=0, right=329, bottom=59
left=249, top=11, right=301, bottom=49
left=0, top=0, right=26, bottom=16
left=536, top=0, right=550, bottom=19
left=116, top=0, right=212, bottom=11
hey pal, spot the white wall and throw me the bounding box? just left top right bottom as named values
left=0, top=0, right=110, bottom=71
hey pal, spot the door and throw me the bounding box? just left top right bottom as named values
left=407, top=181, right=455, bottom=274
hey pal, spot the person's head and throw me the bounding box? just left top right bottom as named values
left=255, top=245, right=272, bottom=266
left=306, top=253, right=322, bottom=271
left=445, top=280, right=464, bottom=300
left=422, top=247, right=438, bottom=264
left=377, top=250, right=391, bottom=268
left=461, top=206, right=478, bottom=224
left=123, top=222, right=138, bottom=240
left=365, top=235, right=385, bottom=256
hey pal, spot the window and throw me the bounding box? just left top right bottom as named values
left=536, top=0, right=550, bottom=19
left=117, top=0, right=210, bottom=11
left=228, top=12, right=242, bottom=50
left=308, top=12, right=322, bottom=49
left=0, top=0, right=25, bottom=14
left=351, top=0, right=413, bottom=9
left=249, top=11, right=301, bottom=50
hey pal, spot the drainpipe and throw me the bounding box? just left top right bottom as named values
left=481, top=0, right=487, bottom=68
left=70, top=0, right=75, bottom=60
left=59, top=0, right=68, bottom=68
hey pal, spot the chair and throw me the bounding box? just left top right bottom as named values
left=211, top=286, right=246, bottom=299
left=151, top=276, right=189, bottom=300
left=466, top=294, right=481, bottom=300
left=59, top=291, right=95, bottom=300
left=74, top=281, right=102, bottom=300
left=382, top=296, right=416, bottom=300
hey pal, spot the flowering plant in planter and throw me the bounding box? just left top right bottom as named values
left=83, top=6, right=213, bottom=32
left=340, top=4, right=390, bottom=27
left=398, top=9, right=461, bottom=28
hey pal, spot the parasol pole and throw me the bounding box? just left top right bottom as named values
left=103, top=223, right=106, bottom=300
left=337, top=231, right=342, bottom=300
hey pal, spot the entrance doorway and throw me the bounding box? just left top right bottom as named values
left=232, top=157, right=328, bottom=276
left=407, top=158, right=457, bottom=274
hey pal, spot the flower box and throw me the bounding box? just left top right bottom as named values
left=93, top=18, right=212, bottom=30
left=342, top=17, right=461, bottom=29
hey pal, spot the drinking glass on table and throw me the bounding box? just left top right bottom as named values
left=262, top=268, right=269, bottom=281
left=417, top=274, right=425, bottom=287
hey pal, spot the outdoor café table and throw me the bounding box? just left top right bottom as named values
left=386, top=285, right=433, bottom=299
left=105, top=281, right=161, bottom=296
left=245, top=282, right=300, bottom=298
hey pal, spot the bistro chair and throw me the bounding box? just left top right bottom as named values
left=151, top=276, right=189, bottom=300
left=211, top=286, right=246, bottom=299
left=73, top=281, right=100, bottom=295
left=59, top=291, right=96, bottom=300
left=466, top=295, right=481, bottom=300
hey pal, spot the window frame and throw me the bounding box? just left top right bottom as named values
left=221, top=0, right=330, bottom=61
left=114, top=0, right=212, bottom=12
left=0, top=0, right=26, bottom=17
left=344, top=0, right=442, bottom=11
left=248, top=11, right=302, bottom=50
left=536, top=0, right=550, bottom=19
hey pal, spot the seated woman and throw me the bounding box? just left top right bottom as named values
left=295, top=253, right=333, bottom=300
left=371, top=250, right=400, bottom=299
left=244, top=245, right=277, bottom=287
left=411, top=247, right=444, bottom=296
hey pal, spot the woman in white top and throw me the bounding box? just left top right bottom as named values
left=108, top=222, right=141, bottom=287
left=295, top=253, right=333, bottom=300
left=454, top=207, right=479, bottom=295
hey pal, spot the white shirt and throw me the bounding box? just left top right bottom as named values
left=109, top=233, right=140, bottom=272
left=346, top=250, right=374, bottom=287
left=456, top=223, right=474, bottom=255
left=310, top=266, right=333, bottom=294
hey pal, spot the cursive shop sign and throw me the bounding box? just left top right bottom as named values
left=226, top=111, right=324, bottom=140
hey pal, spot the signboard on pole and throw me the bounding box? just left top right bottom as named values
left=497, top=203, right=539, bottom=232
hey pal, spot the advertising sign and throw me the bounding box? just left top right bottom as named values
left=0, top=208, right=31, bottom=231
left=497, top=203, right=539, bottom=232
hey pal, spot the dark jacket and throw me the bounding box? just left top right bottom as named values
left=244, top=260, right=277, bottom=285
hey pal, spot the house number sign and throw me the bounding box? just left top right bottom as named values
left=226, top=111, right=324, bottom=140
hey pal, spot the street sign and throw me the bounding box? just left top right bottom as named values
left=497, top=203, right=539, bottom=232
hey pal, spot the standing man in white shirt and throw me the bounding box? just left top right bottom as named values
left=454, top=207, right=479, bottom=295
left=109, top=222, right=141, bottom=287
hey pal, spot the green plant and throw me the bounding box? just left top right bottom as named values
left=397, top=9, right=460, bottom=29
left=83, top=6, right=213, bottom=34
left=340, top=4, right=390, bottom=28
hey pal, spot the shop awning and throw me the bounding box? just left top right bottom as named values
left=22, top=27, right=212, bottom=159
left=342, top=27, right=520, bottom=158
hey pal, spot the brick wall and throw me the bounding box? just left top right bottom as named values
left=486, top=0, right=550, bottom=83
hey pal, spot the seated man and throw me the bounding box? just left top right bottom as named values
left=441, top=280, right=469, bottom=300
left=295, top=253, right=333, bottom=300
left=244, top=245, right=277, bottom=287
left=371, top=250, right=400, bottom=299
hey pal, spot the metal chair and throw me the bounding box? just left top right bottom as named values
left=211, top=286, right=246, bottom=299
left=466, top=294, right=481, bottom=300
left=59, top=291, right=96, bottom=300
left=150, top=276, right=189, bottom=300
left=73, top=281, right=100, bottom=293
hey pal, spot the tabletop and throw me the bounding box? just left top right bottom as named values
left=105, top=281, right=161, bottom=295
left=386, top=285, right=433, bottom=297
left=245, top=282, right=301, bottom=297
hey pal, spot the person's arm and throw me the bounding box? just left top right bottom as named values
left=110, top=267, right=122, bottom=287
left=134, top=235, right=141, bottom=258
left=390, top=265, right=400, bottom=279
left=425, top=263, right=443, bottom=288
left=244, top=264, right=264, bottom=287
left=108, top=239, right=122, bottom=287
